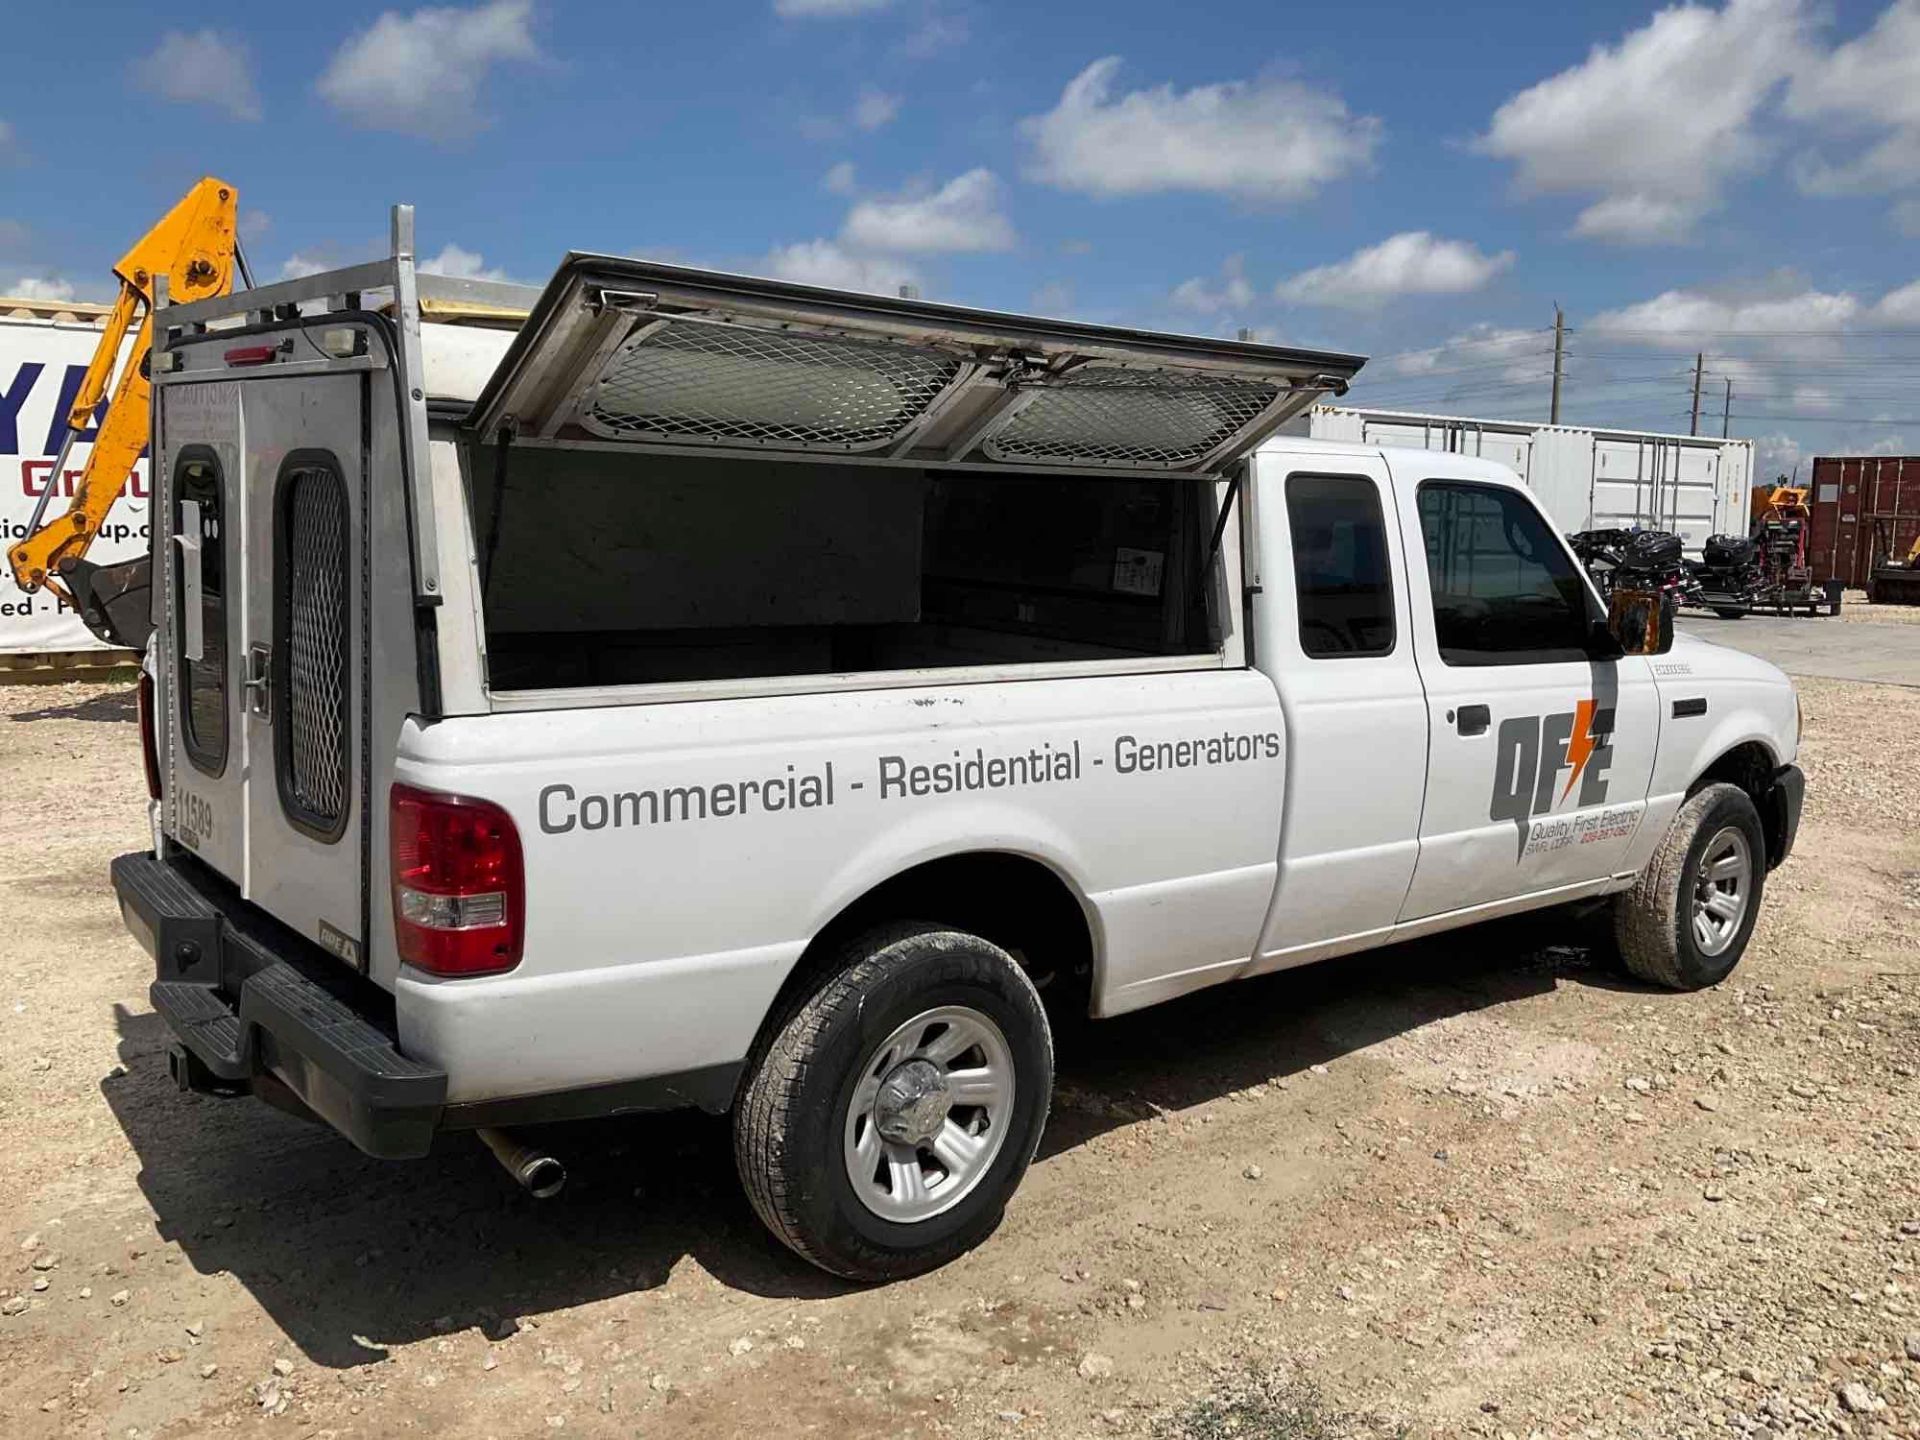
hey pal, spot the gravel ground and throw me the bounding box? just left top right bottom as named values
left=0, top=673, right=1915, bottom=1440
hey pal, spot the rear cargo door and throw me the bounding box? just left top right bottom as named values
left=156, top=380, right=247, bottom=878
left=239, top=374, right=367, bottom=967
left=466, top=255, right=1363, bottom=476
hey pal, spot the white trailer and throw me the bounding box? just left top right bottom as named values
left=1297, top=406, right=1752, bottom=552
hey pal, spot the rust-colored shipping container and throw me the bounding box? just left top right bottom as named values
left=1807, top=455, right=1920, bottom=587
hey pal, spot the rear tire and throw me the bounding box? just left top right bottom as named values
left=734, top=923, right=1052, bottom=1282
left=1613, top=783, right=1766, bottom=990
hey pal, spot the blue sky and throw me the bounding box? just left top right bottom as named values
left=5, top=0, right=1920, bottom=478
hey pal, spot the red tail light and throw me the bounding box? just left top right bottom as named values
left=136, top=669, right=161, bottom=801
left=390, top=784, right=524, bottom=977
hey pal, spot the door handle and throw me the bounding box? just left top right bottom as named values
left=1455, top=704, right=1490, bottom=736
left=174, top=499, right=204, bottom=663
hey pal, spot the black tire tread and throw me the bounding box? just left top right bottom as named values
left=1613, top=782, right=1755, bottom=989
left=733, top=922, right=1049, bottom=1278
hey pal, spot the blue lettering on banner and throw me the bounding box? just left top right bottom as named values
left=0, top=363, right=43, bottom=455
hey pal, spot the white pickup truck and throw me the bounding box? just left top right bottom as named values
left=116, top=209, right=1803, bottom=1281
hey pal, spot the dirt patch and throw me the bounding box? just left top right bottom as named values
left=1, top=675, right=1915, bottom=1439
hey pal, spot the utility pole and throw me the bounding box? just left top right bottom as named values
left=1721, top=377, right=1732, bottom=439
left=1549, top=306, right=1565, bottom=425
left=1690, top=352, right=1705, bottom=436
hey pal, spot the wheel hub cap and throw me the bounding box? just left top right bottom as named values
left=1690, top=825, right=1752, bottom=958
left=842, top=1004, right=1016, bottom=1225
left=873, top=1059, right=952, bottom=1145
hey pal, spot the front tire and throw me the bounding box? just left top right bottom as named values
left=1613, top=782, right=1766, bottom=990
left=734, top=924, right=1053, bottom=1282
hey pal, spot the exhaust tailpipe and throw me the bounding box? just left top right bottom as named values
left=478, top=1128, right=566, bottom=1199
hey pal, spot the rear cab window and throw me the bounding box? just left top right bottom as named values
left=1285, top=473, right=1395, bottom=657
left=1415, top=481, right=1595, bottom=666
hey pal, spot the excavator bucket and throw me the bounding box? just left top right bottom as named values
left=62, top=555, right=153, bottom=651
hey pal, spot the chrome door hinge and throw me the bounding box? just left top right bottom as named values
left=243, top=643, right=272, bottom=720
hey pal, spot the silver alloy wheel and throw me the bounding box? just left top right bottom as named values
left=842, top=1005, right=1015, bottom=1224
left=1690, top=825, right=1752, bottom=957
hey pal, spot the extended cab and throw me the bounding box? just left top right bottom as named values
left=117, top=211, right=1804, bottom=1280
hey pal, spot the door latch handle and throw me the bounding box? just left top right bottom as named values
left=243, top=643, right=271, bottom=720
left=1455, top=703, right=1490, bottom=736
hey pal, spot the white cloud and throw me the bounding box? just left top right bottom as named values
left=317, top=0, right=540, bottom=141
left=759, top=239, right=919, bottom=294
left=1754, top=432, right=1803, bottom=478
left=853, top=88, right=900, bottom=131
left=1382, top=324, right=1546, bottom=380
left=1170, top=255, right=1255, bottom=314
left=841, top=168, right=1014, bottom=253
left=774, top=0, right=892, bottom=15
left=132, top=30, right=262, bottom=122
left=1895, top=198, right=1920, bottom=235
left=4, top=275, right=78, bottom=302
left=421, top=243, right=513, bottom=282
left=822, top=160, right=858, bottom=195
left=1023, top=56, right=1379, bottom=203
left=1276, top=232, right=1513, bottom=309
left=0, top=119, right=14, bottom=159
left=1785, top=0, right=1920, bottom=206
left=1475, top=0, right=1808, bottom=242
left=1586, top=283, right=1864, bottom=343
left=900, top=7, right=967, bottom=57
left=1874, top=278, right=1920, bottom=325
left=278, top=253, right=333, bottom=281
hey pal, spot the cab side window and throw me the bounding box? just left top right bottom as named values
left=1286, top=473, right=1395, bottom=657
left=1416, top=481, right=1593, bottom=666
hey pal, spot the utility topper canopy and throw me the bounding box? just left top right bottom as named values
left=467, top=254, right=1365, bottom=474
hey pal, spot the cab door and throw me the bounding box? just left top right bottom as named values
left=1395, top=464, right=1659, bottom=920
left=1246, top=452, right=1430, bottom=968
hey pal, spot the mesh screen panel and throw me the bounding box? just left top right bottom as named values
left=985, top=369, right=1282, bottom=468
left=283, top=467, right=349, bottom=830
left=583, top=321, right=963, bottom=450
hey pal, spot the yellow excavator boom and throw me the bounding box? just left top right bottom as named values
left=6, top=178, right=241, bottom=637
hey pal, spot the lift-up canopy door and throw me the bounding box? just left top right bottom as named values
left=467, top=254, right=1365, bottom=473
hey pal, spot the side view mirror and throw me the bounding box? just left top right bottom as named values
left=1606, top=586, right=1675, bottom=656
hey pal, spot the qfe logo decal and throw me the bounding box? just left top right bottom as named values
left=1489, top=699, right=1613, bottom=823
left=1488, top=700, right=1637, bottom=861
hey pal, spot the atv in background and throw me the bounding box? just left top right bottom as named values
left=1568, top=528, right=1695, bottom=609
left=1689, top=534, right=1765, bottom=619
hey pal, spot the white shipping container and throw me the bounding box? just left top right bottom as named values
left=1296, top=406, right=1751, bottom=552
left=1, top=299, right=147, bottom=653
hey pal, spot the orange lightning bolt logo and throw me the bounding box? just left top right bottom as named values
left=1561, top=698, right=1599, bottom=804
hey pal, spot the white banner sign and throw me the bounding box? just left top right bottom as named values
left=1, top=316, right=148, bottom=652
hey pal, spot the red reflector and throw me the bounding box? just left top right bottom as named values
left=136, top=670, right=161, bottom=801
left=223, top=344, right=277, bottom=366
left=390, top=784, right=524, bottom=977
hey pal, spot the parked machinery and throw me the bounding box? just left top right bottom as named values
left=1742, top=485, right=1826, bottom=616
left=1867, top=519, right=1920, bottom=605
left=1677, top=486, right=1831, bottom=619
left=1568, top=528, right=1696, bottom=609
left=1689, top=533, right=1764, bottom=618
